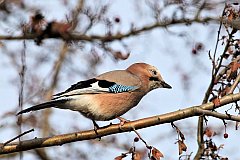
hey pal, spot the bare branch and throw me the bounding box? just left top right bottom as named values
left=0, top=17, right=219, bottom=42
left=195, top=4, right=234, bottom=159
left=132, top=127, right=151, bottom=149
left=195, top=108, right=240, bottom=121
left=228, top=73, right=240, bottom=94
left=0, top=93, right=239, bottom=155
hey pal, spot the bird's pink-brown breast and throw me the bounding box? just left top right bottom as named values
left=90, top=91, right=146, bottom=121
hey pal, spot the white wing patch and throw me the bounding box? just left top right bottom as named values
left=53, top=81, right=109, bottom=99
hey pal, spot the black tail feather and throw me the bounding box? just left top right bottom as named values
left=17, top=100, right=66, bottom=115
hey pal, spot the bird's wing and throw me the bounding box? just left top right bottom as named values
left=53, top=74, right=140, bottom=99
left=96, top=70, right=142, bottom=86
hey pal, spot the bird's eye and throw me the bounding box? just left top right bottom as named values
left=150, top=69, right=157, bottom=76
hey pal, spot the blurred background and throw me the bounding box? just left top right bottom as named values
left=0, top=0, right=239, bottom=159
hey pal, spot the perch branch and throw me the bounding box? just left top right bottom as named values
left=0, top=93, right=239, bottom=155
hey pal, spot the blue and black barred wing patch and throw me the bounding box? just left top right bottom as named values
left=108, top=84, right=138, bottom=93
left=97, top=79, right=138, bottom=93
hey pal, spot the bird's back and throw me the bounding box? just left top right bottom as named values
left=97, top=70, right=141, bottom=87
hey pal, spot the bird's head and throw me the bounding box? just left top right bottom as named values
left=127, top=63, right=172, bottom=91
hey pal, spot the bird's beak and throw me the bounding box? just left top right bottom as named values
left=160, top=81, right=172, bottom=89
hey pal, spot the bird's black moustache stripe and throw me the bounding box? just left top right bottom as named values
left=149, top=77, right=159, bottom=81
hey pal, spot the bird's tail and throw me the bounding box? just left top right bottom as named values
left=17, top=100, right=66, bottom=115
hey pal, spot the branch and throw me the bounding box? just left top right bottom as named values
left=195, top=108, right=240, bottom=121
left=195, top=4, right=230, bottom=158
left=0, top=93, right=239, bottom=155
left=228, top=73, right=240, bottom=94
left=3, top=129, right=34, bottom=146
left=0, top=17, right=219, bottom=42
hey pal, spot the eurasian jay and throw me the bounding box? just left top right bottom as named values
left=17, top=63, right=171, bottom=128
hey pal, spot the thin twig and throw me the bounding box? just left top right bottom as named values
left=195, top=4, right=229, bottom=160
left=212, top=5, right=225, bottom=75
left=228, top=73, right=240, bottom=94
left=196, top=108, right=240, bottom=121
left=3, top=129, right=34, bottom=146
left=18, top=40, right=26, bottom=131
left=18, top=38, right=26, bottom=160
left=131, top=126, right=151, bottom=149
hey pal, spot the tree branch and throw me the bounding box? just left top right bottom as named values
left=229, top=73, right=240, bottom=94
left=0, top=93, right=239, bottom=155
left=195, top=108, right=240, bottom=121
left=195, top=5, right=230, bottom=158
left=3, top=129, right=34, bottom=146
left=0, top=17, right=219, bottom=42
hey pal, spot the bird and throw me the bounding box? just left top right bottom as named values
left=17, top=62, right=172, bottom=129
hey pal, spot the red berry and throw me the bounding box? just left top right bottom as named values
left=224, top=133, right=228, bottom=139
left=134, top=137, right=139, bottom=142
left=192, top=49, right=197, bottom=55
left=114, top=17, right=120, bottom=23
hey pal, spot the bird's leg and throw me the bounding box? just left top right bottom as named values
left=92, top=120, right=100, bottom=134
left=117, top=117, right=130, bottom=126
left=91, top=120, right=102, bottom=140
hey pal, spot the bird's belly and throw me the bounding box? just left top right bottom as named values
left=62, top=92, right=144, bottom=121
left=63, top=95, right=102, bottom=120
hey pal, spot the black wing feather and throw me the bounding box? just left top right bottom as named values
left=54, top=78, right=116, bottom=96
left=98, top=80, right=115, bottom=88
left=66, top=78, right=97, bottom=92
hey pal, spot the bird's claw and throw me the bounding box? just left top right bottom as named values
left=117, top=117, right=130, bottom=130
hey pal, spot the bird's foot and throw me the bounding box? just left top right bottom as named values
left=117, top=117, right=130, bottom=130
left=117, top=117, right=130, bottom=125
